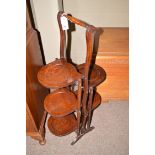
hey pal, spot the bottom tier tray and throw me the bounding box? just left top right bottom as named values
left=48, top=113, right=77, bottom=136
left=92, top=91, right=102, bottom=110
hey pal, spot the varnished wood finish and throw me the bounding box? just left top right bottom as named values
left=80, top=26, right=97, bottom=133
left=92, top=91, right=102, bottom=110
left=87, top=88, right=94, bottom=129
left=77, top=79, right=82, bottom=136
left=75, top=90, right=101, bottom=110
left=77, top=64, right=106, bottom=87
left=44, top=88, right=77, bottom=117
left=48, top=114, right=77, bottom=136
left=26, top=2, right=48, bottom=144
left=26, top=6, right=32, bottom=33
left=97, top=28, right=128, bottom=54
left=37, top=11, right=105, bottom=144
left=26, top=103, right=37, bottom=133
left=26, top=30, right=46, bottom=130
left=96, top=28, right=129, bottom=101
left=57, top=12, right=66, bottom=58
left=63, top=12, right=90, bottom=28
left=37, top=58, right=82, bottom=89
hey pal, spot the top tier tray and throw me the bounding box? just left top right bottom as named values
left=37, top=58, right=82, bottom=89
left=77, top=63, right=106, bottom=87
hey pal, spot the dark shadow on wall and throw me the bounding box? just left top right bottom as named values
left=26, top=0, right=46, bottom=65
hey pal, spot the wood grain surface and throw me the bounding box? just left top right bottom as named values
left=96, top=28, right=129, bottom=101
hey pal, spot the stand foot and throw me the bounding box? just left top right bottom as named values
left=71, top=126, right=95, bottom=145
left=39, top=139, right=46, bottom=145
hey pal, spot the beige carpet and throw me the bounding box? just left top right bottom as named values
left=27, top=101, right=129, bottom=155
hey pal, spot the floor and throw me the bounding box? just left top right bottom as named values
left=27, top=101, right=129, bottom=155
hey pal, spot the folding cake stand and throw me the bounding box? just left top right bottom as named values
left=37, top=11, right=106, bottom=145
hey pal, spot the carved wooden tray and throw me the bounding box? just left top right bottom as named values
left=37, top=58, right=82, bottom=88
left=77, top=64, right=106, bottom=87
left=48, top=113, right=77, bottom=136
left=44, top=88, right=78, bottom=117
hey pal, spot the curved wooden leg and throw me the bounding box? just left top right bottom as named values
left=71, top=126, right=95, bottom=145
left=76, top=79, right=82, bottom=136
left=81, top=112, right=88, bottom=133
left=39, top=138, right=46, bottom=145
left=30, top=134, right=46, bottom=145
left=81, top=93, right=88, bottom=133
left=80, top=78, right=89, bottom=133
left=71, top=79, right=82, bottom=145
left=87, top=87, right=94, bottom=129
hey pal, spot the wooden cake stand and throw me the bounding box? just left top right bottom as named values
left=37, top=11, right=106, bottom=145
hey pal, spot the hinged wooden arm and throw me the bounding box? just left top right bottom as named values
left=57, top=11, right=97, bottom=59
left=57, top=11, right=98, bottom=138
left=62, top=13, right=89, bottom=28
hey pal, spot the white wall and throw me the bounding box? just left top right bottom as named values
left=63, top=0, right=129, bottom=64
left=64, top=0, right=129, bottom=27
left=30, top=0, right=63, bottom=63
left=30, top=0, right=128, bottom=64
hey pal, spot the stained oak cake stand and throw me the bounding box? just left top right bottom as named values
left=37, top=11, right=106, bottom=145
left=37, top=58, right=83, bottom=143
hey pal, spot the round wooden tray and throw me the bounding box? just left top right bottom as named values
left=48, top=113, right=77, bottom=136
left=37, top=58, right=82, bottom=88
left=44, top=88, right=78, bottom=117
left=77, top=63, right=106, bottom=87
left=92, top=91, right=101, bottom=110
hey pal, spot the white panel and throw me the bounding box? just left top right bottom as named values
left=31, top=0, right=63, bottom=63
